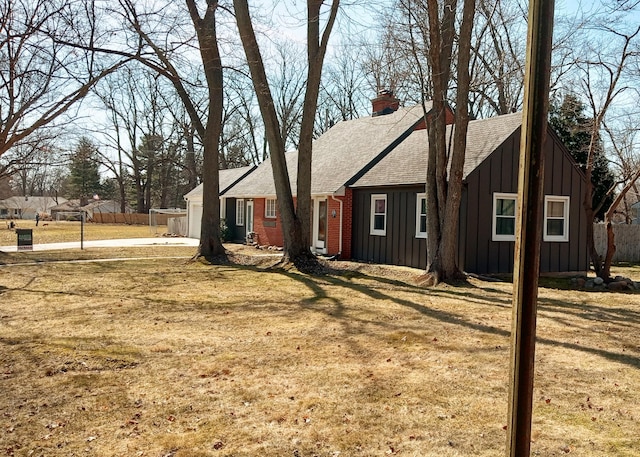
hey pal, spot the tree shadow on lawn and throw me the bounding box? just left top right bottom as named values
left=277, top=268, right=640, bottom=370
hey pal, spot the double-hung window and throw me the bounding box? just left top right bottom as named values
left=544, top=196, right=569, bottom=242
left=236, top=199, right=244, bottom=226
left=416, top=193, right=427, bottom=238
left=265, top=198, right=277, bottom=218
left=370, top=194, right=387, bottom=236
left=493, top=193, right=517, bottom=241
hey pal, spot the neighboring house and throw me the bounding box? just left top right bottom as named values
left=349, top=112, right=588, bottom=274
left=82, top=200, right=135, bottom=220
left=184, top=166, right=257, bottom=239
left=0, top=196, right=67, bottom=220
left=50, top=200, right=82, bottom=219
left=221, top=92, right=448, bottom=254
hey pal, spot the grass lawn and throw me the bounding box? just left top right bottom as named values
left=0, top=220, right=160, bottom=246
left=0, top=230, right=639, bottom=456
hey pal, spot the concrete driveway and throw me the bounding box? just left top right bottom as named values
left=0, top=237, right=199, bottom=252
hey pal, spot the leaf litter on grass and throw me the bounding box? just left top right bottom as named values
left=1, top=250, right=639, bottom=456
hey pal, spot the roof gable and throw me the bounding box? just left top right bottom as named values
left=225, top=104, right=427, bottom=197
left=184, top=165, right=257, bottom=199
left=350, top=112, right=523, bottom=188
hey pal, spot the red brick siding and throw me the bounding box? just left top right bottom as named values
left=336, top=188, right=353, bottom=259
left=251, top=198, right=284, bottom=247
left=326, top=197, right=341, bottom=255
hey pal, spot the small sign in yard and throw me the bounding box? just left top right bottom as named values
left=16, top=228, right=33, bottom=251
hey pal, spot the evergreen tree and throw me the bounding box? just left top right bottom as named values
left=549, top=94, right=615, bottom=221
left=69, top=137, right=102, bottom=205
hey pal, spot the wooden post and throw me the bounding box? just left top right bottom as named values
left=507, top=0, right=555, bottom=456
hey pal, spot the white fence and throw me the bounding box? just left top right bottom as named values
left=167, top=216, right=187, bottom=236
left=594, top=223, right=640, bottom=263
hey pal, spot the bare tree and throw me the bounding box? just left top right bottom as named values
left=233, top=0, right=340, bottom=269
left=576, top=21, right=640, bottom=278
left=0, top=0, right=130, bottom=168
left=86, top=0, right=226, bottom=257
left=599, top=120, right=640, bottom=277
left=420, top=0, right=476, bottom=284
left=468, top=0, right=526, bottom=117
left=316, top=39, right=374, bottom=134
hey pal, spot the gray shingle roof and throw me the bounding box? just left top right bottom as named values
left=350, top=111, right=523, bottom=188
left=224, top=105, right=427, bottom=198
left=184, top=165, right=256, bottom=199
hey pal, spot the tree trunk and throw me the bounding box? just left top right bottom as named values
left=188, top=0, right=225, bottom=258
left=233, top=0, right=339, bottom=270
left=601, top=167, right=640, bottom=279
left=425, top=0, right=476, bottom=283
left=582, top=141, right=603, bottom=277
left=440, top=0, right=475, bottom=279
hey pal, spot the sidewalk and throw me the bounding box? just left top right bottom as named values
left=0, top=237, right=199, bottom=252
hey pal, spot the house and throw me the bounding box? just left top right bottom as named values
left=192, top=90, right=587, bottom=275
left=221, top=92, right=448, bottom=253
left=50, top=199, right=83, bottom=219
left=183, top=165, right=257, bottom=238
left=348, top=112, right=588, bottom=274
left=82, top=200, right=135, bottom=221
left=0, top=196, right=67, bottom=220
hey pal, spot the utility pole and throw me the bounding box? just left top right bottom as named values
left=506, top=0, right=555, bottom=456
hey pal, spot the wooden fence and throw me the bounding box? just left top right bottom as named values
left=90, top=213, right=155, bottom=224
left=594, top=223, right=640, bottom=263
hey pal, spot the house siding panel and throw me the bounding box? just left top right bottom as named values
left=462, top=127, right=588, bottom=275
left=252, top=198, right=284, bottom=247
left=352, top=187, right=427, bottom=268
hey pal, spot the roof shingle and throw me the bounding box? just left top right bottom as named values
left=350, top=112, right=523, bottom=188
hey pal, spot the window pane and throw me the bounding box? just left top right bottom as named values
left=374, top=214, right=385, bottom=230
left=419, top=215, right=427, bottom=233
left=497, top=198, right=516, bottom=216
left=547, top=201, right=564, bottom=217
left=496, top=217, right=515, bottom=235
left=420, top=198, right=426, bottom=215
left=375, top=199, right=386, bottom=213
left=547, top=219, right=564, bottom=236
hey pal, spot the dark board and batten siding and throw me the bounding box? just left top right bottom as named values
left=462, top=131, right=519, bottom=274
left=351, top=186, right=427, bottom=269
left=351, top=126, right=588, bottom=275
left=462, top=127, right=588, bottom=275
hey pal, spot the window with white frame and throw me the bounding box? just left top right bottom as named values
left=493, top=193, right=517, bottom=241
left=370, top=194, right=387, bottom=236
left=265, top=198, right=277, bottom=218
left=236, top=199, right=244, bottom=226
left=416, top=193, right=427, bottom=238
left=544, top=196, right=569, bottom=242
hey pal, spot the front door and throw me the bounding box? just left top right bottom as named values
left=312, top=198, right=327, bottom=253
left=246, top=200, right=254, bottom=233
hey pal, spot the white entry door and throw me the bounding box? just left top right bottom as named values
left=312, top=198, right=327, bottom=253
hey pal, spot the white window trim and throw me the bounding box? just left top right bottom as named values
left=236, top=199, right=244, bottom=226
left=370, top=194, right=387, bottom=236
left=220, top=197, right=226, bottom=219
left=544, top=195, right=570, bottom=242
left=415, top=193, right=427, bottom=238
left=492, top=193, right=518, bottom=242
left=265, top=198, right=277, bottom=218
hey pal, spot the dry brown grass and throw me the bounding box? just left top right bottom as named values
left=0, top=220, right=159, bottom=246
left=0, top=248, right=639, bottom=456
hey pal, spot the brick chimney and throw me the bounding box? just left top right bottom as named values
left=371, top=90, right=400, bottom=116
